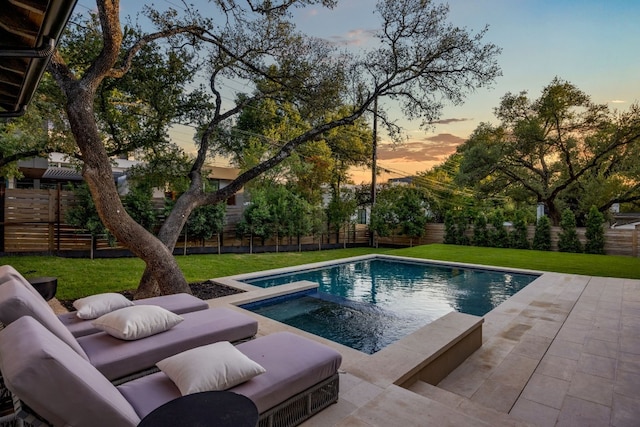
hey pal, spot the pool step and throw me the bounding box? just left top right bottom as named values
left=406, top=380, right=533, bottom=427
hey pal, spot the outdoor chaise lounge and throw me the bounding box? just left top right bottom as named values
left=0, top=265, right=210, bottom=337
left=0, top=316, right=342, bottom=427
left=0, top=279, right=258, bottom=381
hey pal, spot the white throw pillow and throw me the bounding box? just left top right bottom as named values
left=92, top=305, right=183, bottom=340
left=156, top=341, right=266, bottom=395
left=73, top=293, right=135, bottom=319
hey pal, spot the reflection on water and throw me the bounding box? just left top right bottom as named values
left=244, top=259, right=538, bottom=354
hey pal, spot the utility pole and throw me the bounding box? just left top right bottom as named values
left=369, top=96, right=378, bottom=247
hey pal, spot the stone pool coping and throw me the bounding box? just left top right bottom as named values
left=209, top=254, right=544, bottom=394
left=210, top=279, right=485, bottom=390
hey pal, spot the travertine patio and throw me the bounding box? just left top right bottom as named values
left=43, top=263, right=640, bottom=426
left=210, top=267, right=640, bottom=427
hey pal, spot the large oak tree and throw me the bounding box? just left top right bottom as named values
left=44, top=0, right=500, bottom=296
left=456, top=78, right=640, bottom=225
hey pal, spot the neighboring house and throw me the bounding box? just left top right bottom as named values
left=387, top=176, right=414, bottom=186
left=8, top=153, right=83, bottom=189
left=8, top=153, right=245, bottom=207
left=610, top=210, right=640, bottom=229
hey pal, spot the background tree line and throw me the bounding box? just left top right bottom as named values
left=441, top=206, right=605, bottom=255
left=416, top=78, right=640, bottom=227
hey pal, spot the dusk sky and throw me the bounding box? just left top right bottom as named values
left=122, top=0, right=640, bottom=183
left=288, top=0, right=640, bottom=183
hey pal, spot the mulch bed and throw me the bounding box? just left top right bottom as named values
left=58, top=280, right=244, bottom=312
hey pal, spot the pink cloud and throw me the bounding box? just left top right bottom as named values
left=377, top=133, right=465, bottom=163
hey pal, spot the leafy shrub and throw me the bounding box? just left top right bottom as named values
left=584, top=206, right=605, bottom=254
left=472, top=213, right=490, bottom=247
left=65, top=183, right=115, bottom=245
left=443, top=211, right=469, bottom=245
left=532, top=215, right=551, bottom=251
left=123, top=187, right=157, bottom=232
left=185, top=203, right=226, bottom=245
left=510, top=210, right=530, bottom=249
left=558, top=209, right=582, bottom=253
left=489, top=210, right=509, bottom=248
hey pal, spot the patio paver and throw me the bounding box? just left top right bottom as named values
left=44, top=266, right=640, bottom=426
left=428, top=274, right=640, bottom=427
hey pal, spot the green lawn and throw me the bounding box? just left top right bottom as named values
left=3, top=244, right=640, bottom=300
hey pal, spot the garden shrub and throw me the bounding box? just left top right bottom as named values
left=558, top=209, right=583, bottom=253
left=584, top=205, right=605, bottom=254
left=123, top=187, right=157, bottom=232
left=489, top=210, right=509, bottom=248
left=443, top=212, right=457, bottom=244
left=532, top=215, right=551, bottom=251
left=510, top=210, right=530, bottom=249
left=472, top=213, right=490, bottom=247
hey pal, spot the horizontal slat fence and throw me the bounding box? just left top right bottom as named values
left=1, top=188, right=639, bottom=257
left=0, top=189, right=370, bottom=255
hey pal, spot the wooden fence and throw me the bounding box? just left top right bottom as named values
left=0, top=188, right=370, bottom=256
left=1, top=188, right=639, bottom=257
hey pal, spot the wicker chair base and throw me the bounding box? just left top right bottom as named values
left=258, top=373, right=340, bottom=427
left=1, top=373, right=339, bottom=427
left=0, top=392, right=46, bottom=427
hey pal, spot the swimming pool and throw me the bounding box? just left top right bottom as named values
left=240, top=257, right=539, bottom=354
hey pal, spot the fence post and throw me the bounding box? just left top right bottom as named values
left=56, top=184, right=61, bottom=254
left=48, top=189, right=56, bottom=253
left=633, top=225, right=638, bottom=258
left=0, top=181, right=4, bottom=252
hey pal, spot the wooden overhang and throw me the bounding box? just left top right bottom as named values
left=0, top=0, right=77, bottom=118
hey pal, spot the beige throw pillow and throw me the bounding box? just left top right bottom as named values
left=156, top=341, right=266, bottom=395
left=92, top=305, right=183, bottom=340
left=73, top=293, right=134, bottom=320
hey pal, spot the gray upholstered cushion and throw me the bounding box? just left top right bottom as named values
left=59, top=293, right=209, bottom=338
left=117, top=372, right=181, bottom=419
left=232, top=331, right=342, bottom=413
left=0, top=316, right=141, bottom=427
left=118, top=331, right=342, bottom=417
left=0, top=265, right=54, bottom=313
left=79, top=307, right=258, bottom=381
left=134, top=293, right=209, bottom=314
left=0, top=280, right=89, bottom=360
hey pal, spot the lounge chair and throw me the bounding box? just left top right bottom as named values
left=0, top=279, right=258, bottom=381
left=0, top=265, right=210, bottom=337
left=0, top=316, right=342, bottom=427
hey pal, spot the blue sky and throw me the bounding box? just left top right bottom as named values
left=289, top=0, right=640, bottom=181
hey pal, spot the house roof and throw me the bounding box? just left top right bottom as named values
left=0, top=0, right=78, bottom=118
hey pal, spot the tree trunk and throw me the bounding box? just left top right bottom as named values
left=64, top=87, right=191, bottom=297
left=546, top=201, right=561, bottom=226
left=135, top=187, right=203, bottom=296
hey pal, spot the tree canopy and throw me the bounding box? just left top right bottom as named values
left=456, top=78, right=640, bottom=225
left=12, top=0, right=501, bottom=297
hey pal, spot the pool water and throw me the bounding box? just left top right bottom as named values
left=241, top=258, right=538, bottom=354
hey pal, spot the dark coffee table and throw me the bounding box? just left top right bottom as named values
left=137, top=391, right=259, bottom=427
left=27, top=277, right=57, bottom=301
